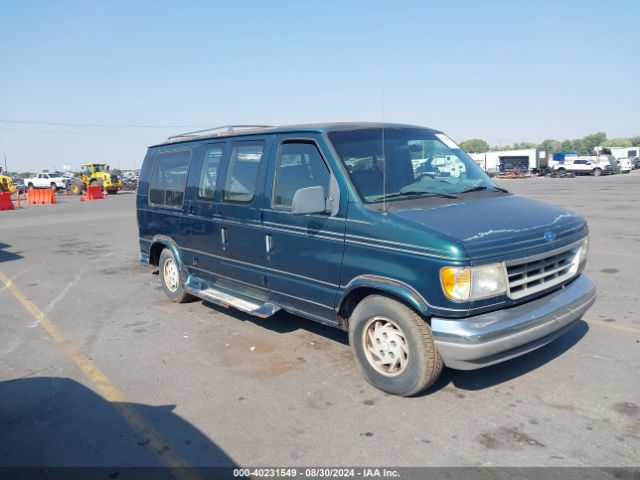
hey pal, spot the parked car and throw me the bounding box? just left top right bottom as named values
left=552, top=155, right=617, bottom=176
left=599, top=155, right=621, bottom=174
left=122, top=177, right=138, bottom=191
left=137, top=123, right=596, bottom=396
left=24, top=171, right=68, bottom=190
left=14, top=178, right=26, bottom=194
left=552, top=159, right=595, bottom=176
left=617, top=158, right=633, bottom=173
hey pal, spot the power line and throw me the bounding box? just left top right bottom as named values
left=0, top=119, right=209, bottom=129
left=0, top=126, right=164, bottom=138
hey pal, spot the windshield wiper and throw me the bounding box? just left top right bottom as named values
left=375, top=190, right=459, bottom=201
left=459, top=185, right=509, bottom=194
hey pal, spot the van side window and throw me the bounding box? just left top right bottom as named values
left=222, top=141, right=265, bottom=203
left=197, top=144, right=224, bottom=200
left=273, top=141, right=329, bottom=209
left=149, top=149, right=191, bottom=207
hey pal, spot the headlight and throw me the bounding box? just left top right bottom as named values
left=578, top=237, right=589, bottom=265
left=440, top=263, right=507, bottom=301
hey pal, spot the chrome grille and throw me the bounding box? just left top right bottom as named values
left=506, top=243, right=580, bottom=300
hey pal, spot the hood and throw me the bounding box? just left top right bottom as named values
left=389, top=195, right=588, bottom=264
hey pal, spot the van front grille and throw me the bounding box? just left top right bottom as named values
left=506, top=244, right=580, bottom=300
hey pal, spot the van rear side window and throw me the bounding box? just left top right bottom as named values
left=223, top=141, right=265, bottom=203
left=149, top=149, right=191, bottom=207
left=197, top=144, right=225, bottom=200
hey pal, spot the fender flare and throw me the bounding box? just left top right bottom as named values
left=150, top=235, right=185, bottom=273
left=337, top=275, right=432, bottom=319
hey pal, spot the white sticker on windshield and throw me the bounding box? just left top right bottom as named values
left=435, top=133, right=459, bottom=150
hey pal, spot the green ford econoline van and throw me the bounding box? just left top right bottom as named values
left=137, top=123, right=596, bottom=396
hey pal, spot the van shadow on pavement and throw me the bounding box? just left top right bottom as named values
left=201, top=300, right=589, bottom=395
left=0, top=242, right=23, bottom=263
left=425, top=319, right=590, bottom=396
left=0, top=377, right=237, bottom=475
left=202, top=300, right=349, bottom=345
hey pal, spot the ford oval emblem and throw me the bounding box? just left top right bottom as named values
left=544, top=231, right=556, bottom=242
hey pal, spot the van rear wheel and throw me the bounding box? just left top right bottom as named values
left=159, top=248, right=192, bottom=303
left=349, top=295, right=443, bottom=396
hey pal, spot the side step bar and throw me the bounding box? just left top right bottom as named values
left=184, top=283, right=279, bottom=319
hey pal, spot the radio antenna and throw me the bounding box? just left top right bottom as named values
left=381, top=87, right=386, bottom=214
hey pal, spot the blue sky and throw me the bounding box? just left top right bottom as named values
left=1, top=0, right=638, bottom=171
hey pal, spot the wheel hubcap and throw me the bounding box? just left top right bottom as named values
left=163, top=258, right=179, bottom=292
left=362, top=316, right=409, bottom=376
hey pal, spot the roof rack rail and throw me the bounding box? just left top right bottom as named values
left=166, top=125, right=273, bottom=141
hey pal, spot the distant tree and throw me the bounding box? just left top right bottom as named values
left=459, top=139, right=489, bottom=153
left=539, top=139, right=560, bottom=153
left=459, top=132, right=637, bottom=155
left=602, top=138, right=632, bottom=148
left=512, top=142, right=537, bottom=149
left=580, top=132, right=607, bottom=153
left=558, top=140, right=576, bottom=152
left=490, top=144, right=512, bottom=151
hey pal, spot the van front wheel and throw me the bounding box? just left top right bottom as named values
left=159, top=248, right=192, bottom=303
left=349, top=295, right=443, bottom=396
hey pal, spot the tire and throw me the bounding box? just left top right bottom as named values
left=27, top=182, right=34, bottom=188
left=349, top=295, right=443, bottom=396
left=159, top=248, right=192, bottom=303
left=70, top=183, right=83, bottom=195
left=593, top=168, right=602, bottom=177
left=107, top=189, right=118, bottom=195
left=50, top=182, right=57, bottom=190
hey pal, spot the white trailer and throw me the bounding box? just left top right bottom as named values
left=469, top=148, right=548, bottom=174
left=602, top=146, right=639, bottom=161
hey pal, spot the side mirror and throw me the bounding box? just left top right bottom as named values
left=291, top=186, right=327, bottom=215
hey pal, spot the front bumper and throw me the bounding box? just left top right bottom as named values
left=431, top=274, right=596, bottom=370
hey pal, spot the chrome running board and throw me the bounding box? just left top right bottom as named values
left=184, top=282, right=279, bottom=318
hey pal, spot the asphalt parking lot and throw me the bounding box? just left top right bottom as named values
left=1, top=174, right=639, bottom=470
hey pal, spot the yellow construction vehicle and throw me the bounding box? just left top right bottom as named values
left=74, top=163, right=124, bottom=195
left=0, top=169, right=17, bottom=194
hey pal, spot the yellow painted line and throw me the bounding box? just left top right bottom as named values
left=589, top=319, right=640, bottom=334
left=0, top=270, right=201, bottom=480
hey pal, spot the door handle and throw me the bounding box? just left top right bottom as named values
left=265, top=234, right=272, bottom=253
left=221, top=227, right=227, bottom=245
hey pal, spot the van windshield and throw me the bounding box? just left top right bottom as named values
left=328, top=127, right=497, bottom=203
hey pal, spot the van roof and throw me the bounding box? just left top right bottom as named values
left=151, top=122, right=441, bottom=147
